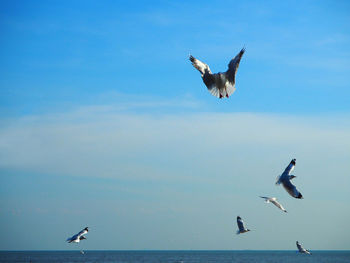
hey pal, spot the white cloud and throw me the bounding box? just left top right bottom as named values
left=1, top=108, right=349, bottom=183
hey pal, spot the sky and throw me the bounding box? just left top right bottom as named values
left=0, top=0, right=350, bottom=250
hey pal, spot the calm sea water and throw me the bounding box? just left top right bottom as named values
left=0, top=250, right=349, bottom=263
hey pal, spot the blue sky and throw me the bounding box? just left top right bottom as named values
left=0, top=0, right=350, bottom=250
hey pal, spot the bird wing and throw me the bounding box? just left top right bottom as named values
left=237, top=217, right=245, bottom=231
left=296, top=241, right=303, bottom=252
left=77, top=227, right=88, bottom=237
left=189, top=55, right=211, bottom=76
left=296, top=241, right=308, bottom=253
left=271, top=199, right=286, bottom=211
left=282, top=179, right=301, bottom=198
left=282, top=159, right=296, bottom=176
left=67, top=234, right=78, bottom=242
left=226, top=48, right=245, bottom=83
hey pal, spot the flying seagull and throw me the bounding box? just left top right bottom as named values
left=66, top=227, right=89, bottom=243
left=259, top=196, right=287, bottom=213
left=236, top=216, right=250, bottom=234
left=276, top=159, right=303, bottom=199
left=296, top=241, right=312, bottom=255
left=189, top=48, right=245, bottom=99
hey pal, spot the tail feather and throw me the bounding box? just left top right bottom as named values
left=275, top=175, right=281, bottom=185
left=208, top=86, right=220, bottom=98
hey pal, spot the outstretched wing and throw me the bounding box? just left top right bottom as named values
left=77, top=227, right=88, bottom=237
left=237, top=216, right=245, bottom=231
left=189, top=55, right=211, bottom=76
left=271, top=199, right=287, bottom=212
left=296, top=241, right=309, bottom=253
left=282, top=159, right=296, bottom=176
left=296, top=241, right=303, bottom=252
left=226, top=48, right=245, bottom=83
left=66, top=234, right=78, bottom=242
left=283, top=180, right=302, bottom=199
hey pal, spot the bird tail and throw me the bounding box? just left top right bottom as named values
left=275, top=175, right=282, bottom=185
left=208, top=86, right=222, bottom=98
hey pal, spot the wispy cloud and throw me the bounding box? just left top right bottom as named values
left=1, top=106, right=349, bottom=185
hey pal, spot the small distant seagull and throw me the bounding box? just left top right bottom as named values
left=66, top=227, right=88, bottom=243
left=236, top=216, right=250, bottom=234
left=276, top=159, right=303, bottom=199
left=189, top=48, right=245, bottom=99
left=296, top=241, right=312, bottom=255
left=259, top=196, right=287, bottom=213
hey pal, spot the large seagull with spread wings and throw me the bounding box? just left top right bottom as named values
left=189, top=48, right=245, bottom=98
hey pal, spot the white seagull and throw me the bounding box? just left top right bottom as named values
left=189, top=48, right=245, bottom=99
left=296, top=241, right=312, bottom=255
left=276, top=159, right=303, bottom=199
left=66, top=227, right=89, bottom=243
left=236, top=216, right=250, bottom=234
left=259, top=196, right=287, bottom=213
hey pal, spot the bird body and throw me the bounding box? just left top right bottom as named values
left=66, top=227, right=89, bottom=243
left=260, top=196, right=287, bottom=212
left=276, top=159, right=303, bottom=199
left=236, top=216, right=250, bottom=234
left=296, top=241, right=312, bottom=254
left=190, top=48, right=245, bottom=98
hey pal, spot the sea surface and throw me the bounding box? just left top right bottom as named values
left=0, top=250, right=349, bottom=263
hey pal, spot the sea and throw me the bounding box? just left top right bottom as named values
left=1, top=250, right=349, bottom=263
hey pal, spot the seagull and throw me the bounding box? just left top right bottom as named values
left=189, top=48, right=245, bottom=99
left=66, top=227, right=88, bottom=243
left=259, top=196, right=287, bottom=212
left=296, top=241, right=312, bottom=254
left=276, top=159, right=303, bottom=199
left=236, top=216, right=250, bottom=234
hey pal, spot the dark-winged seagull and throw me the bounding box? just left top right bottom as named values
left=260, top=196, right=287, bottom=213
left=236, top=216, right=250, bottom=234
left=276, top=159, right=303, bottom=199
left=296, top=241, right=312, bottom=254
left=189, top=48, right=245, bottom=99
left=66, top=227, right=89, bottom=243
